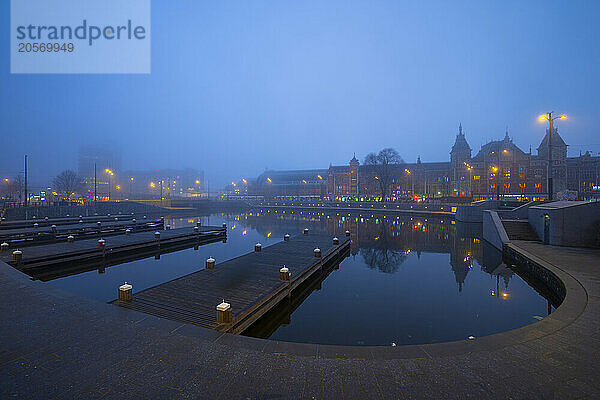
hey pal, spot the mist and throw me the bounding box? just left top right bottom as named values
left=1, top=0, right=599, bottom=189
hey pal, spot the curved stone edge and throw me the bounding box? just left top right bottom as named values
left=0, top=238, right=588, bottom=361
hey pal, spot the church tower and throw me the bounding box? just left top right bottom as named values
left=450, top=124, right=472, bottom=189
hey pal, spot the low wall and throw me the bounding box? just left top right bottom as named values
left=482, top=210, right=510, bottom=250
left=528, top=201, right=600, bottom=248
left=504, top=244, right=566, bottom=307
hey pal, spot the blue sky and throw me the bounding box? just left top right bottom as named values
left=1, top=0, right=599, bottom=187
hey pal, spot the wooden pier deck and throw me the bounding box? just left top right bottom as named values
left=0, top=213, right=146, bottom=230
left=1, top=226, right=226, bottom=272
left=113, top=233, right=350, bottom=334
left=0, top=218, right=164, bottom=247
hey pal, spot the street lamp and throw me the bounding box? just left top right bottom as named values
left=464, top=162, right=473, bottom=195
left=105, top=169, right=114, bottom=201
left=491, top=166, right=499, bottom=201
left=129, top=177, right=134, bottom=199
left=539, top=112, right=567, bottom=201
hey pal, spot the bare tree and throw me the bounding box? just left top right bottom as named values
left=363, top=148, right=404, bottom=199
left=53, top=170, right=84, bottom=200
left=7, top=175, right=24, bottom=202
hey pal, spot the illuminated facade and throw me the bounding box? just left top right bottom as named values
left=242, top=125, right=599, bottom=200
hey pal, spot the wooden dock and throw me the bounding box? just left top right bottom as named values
left=1, top=226, right=226, bottom=272
left=0, top=218, right=164, bottom=247
left=113, top=232, right=351, bottom=334
left=0, top=213, right=146, bottom=230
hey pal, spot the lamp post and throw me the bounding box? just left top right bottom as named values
left=464, top=162, right=473, bottom=195
left=539, top=112, right=567, bottom=201
left=105, top=169, right=114, bottom=201
left=129, top=177, right=134, bottom=199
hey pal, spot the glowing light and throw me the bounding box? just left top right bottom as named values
left=150, top=182, right=156, bottom=188
left=266, top=232, right=272, bottom=237
left=317, top=175, right=323, bottom=180
left=560, top=115, right=567, bottom=119
left=242, top=179, right=247, bottom=184
left=242, top=229, right=247, bottom=235
left=501, top=292, right=509, bottom=299
left=539, top=115, right=548, bottom=121
left=267, top=177, right=272, bottom=183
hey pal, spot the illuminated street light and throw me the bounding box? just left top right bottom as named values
left=539, top=112, right=568, bottom=201
left=104, top=169, right=114, bottom=200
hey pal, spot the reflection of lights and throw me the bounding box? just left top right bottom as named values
left=490, top=290, right=496, bottom=296
left=501, top=292, right=509, bottom=299
left=242, top=229, right=247, bottom=235
left=267, top=177, right=272, bottom=183
left=266, top=232, right=271, bottom=237
left=231, top=225, right=236, bottom=230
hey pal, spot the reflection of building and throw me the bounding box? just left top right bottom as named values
left=240, top=125, right=599, bottom=201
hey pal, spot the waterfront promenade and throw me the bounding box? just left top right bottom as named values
left=1, top=240, right=599, bottom=398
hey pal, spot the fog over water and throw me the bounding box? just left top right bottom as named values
left=1, top=1, right=599, bottom=188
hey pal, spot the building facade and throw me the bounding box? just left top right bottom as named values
left=239, top=126, right=599, bottom=201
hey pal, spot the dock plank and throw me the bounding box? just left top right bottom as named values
left=113, top=233, right=350, bottom=333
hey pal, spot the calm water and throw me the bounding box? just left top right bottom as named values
left=45, top=210, right=554, bottom=346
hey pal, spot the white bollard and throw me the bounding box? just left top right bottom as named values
left=1, top=242, right=9, bottom=252
left=194, top=226, right=199, bottom=233
left=67, top=235, right=75, bottom=242
left=303, top=228, right=309, bottom=235
left=284, top=234, right=290, bottom=242
left=98, top=239, right=106, bottom=248
left=154, top=231, right=161, bottom=240
left=12, top=250, right=22, bottom=263
left=33, top=223, right=39, bottom=228
left=118, top=282, right=133, bottom=301
left=166, top=225, right=171, bottom=230
left=206, top=257, right=215, bottom=269
left=51, top=225, right=57, bottom=233
left=255, top=243, right=262, bottom=252
left=125, top=229, right=131, bottom=235
left=345, top=230, right=350, bottom=237
left=333, top=237, right=339, bottom=245
left=314, top=248, right=321, bottom=258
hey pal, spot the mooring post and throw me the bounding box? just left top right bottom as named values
left=255, top=243, right=262, bottom=252
left=1, top=242, right=8, bottom=252
left=280, top=266, right=290, bottom=281
left=194, top=226, right=199, bottom=233
left=303, top=228, right=309, bottom=235
left=67, top=235, right=74, bottom=242
left=51, top=225, right=57, bottom=235
left=125, top=229, right=131, bottom=235
left=333, top=237, right=339, bottom=245
left=216, top=300, right=232, bottom=324
left=345, top=230, right=350, bottom=237
left=118, top=282, right=133, bottom=301
left=12, top=250, right=22, bottom=264
left=166, top=224, right=171, bottom=230
left=206, top=257, right=215, bottom=269
left=284, top=234, right=290, bottom=242
left=98, top=239, right=106, bottom=257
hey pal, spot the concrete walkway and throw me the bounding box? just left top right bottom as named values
left=1, top=240, right=599, bottom=399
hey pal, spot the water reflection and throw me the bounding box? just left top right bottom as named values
left=235, top=209, right=554, bottom=345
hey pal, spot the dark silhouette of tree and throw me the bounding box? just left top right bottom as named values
left=363, top=148, right=404, bottom=199
left=359, top=220, right=408, bottom=273
left=53, top=170, right=84, bottom=200
left=7, top=175, right=24, bottom=202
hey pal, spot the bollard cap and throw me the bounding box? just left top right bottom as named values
left=79, top=220, right=84, bottom=223
left=67, top=235, right=74, bottom=240
left=194, top=226, right=199, bottom=231
left=79, top=215, right=82, bottom=218
left=115, top=218, right=118, bottom=221
left=125, top=229, right=131, bottom=233
left=107, top=214, right=111, bottom=216
left=51, top=225, right=57, bottom=229
left=280, top=267, right=289, bottom=273
left=1, top=242, right=8, bottom=247
left=132, top=219, right=136, bottom=223
left=119, top=282, right=132, bottom=291
left=98, top=239, right=105, bottom=244
left=314, top=248, right=321, bottom=252
left=13, top=250, right=22, bottom=255
left=284, top=234, right=290, bottom=238
left=333, top=237, right=339, bottom=241
left=216, top=301, right=230, bottom=311
left=207, top=257, right=215, bottom=263
left=44, top=216, right=49, bottom=220
left=256, top=243, right=262, bottom=247
left=33, top=223, right=39, bottom=227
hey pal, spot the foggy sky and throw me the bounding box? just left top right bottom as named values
left=1, top=0, right=599, bottom=188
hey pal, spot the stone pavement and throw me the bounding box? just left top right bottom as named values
left=1, top=240, right=599, bottom=399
